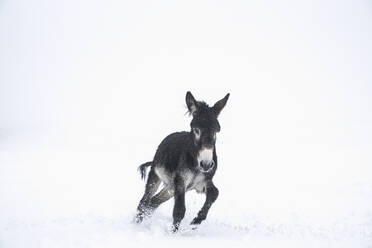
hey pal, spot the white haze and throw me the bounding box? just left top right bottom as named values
left=1, top=0, right=372, bottom=247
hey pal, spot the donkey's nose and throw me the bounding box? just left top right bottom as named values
left=201, top=160, right=215, bottom=172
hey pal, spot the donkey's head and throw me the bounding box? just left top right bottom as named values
left=186, top=91, right=229, bottom=172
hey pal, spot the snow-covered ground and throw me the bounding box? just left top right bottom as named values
left=1, top=129, right=372, bottom=248
left=1, top=0, right=372, bottom=247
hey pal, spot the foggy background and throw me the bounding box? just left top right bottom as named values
left=1, top=0, right=372, bottom=247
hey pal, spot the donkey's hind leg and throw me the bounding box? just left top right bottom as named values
left=135, top=169, right=161, bottom=223
left=148, top=187, right=174, bottom=210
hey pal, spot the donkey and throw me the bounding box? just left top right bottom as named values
left=135, top=91, right=229, bottom=232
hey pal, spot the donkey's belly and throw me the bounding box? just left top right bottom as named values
left=184, top=171, right=206, bottom=193
left=155, top=166, right=206, bottom=193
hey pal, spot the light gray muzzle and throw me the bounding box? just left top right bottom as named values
left=198, top=147, right=214, bottom=172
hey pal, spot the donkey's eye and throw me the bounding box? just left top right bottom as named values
left=193, top=128, right=201, bottom=136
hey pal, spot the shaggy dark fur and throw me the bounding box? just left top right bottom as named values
left=135, top=91, right=229, bottom=232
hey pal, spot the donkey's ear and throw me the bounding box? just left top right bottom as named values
left=186, top=91, right=197, bottom=115
left=212, top=93, right=230, bottom=117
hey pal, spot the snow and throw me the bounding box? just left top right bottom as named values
left=1, top=0, right=372, bottom=247
left=1, top=197, right=372, bottom=248
left=1, top=136, right=372, bottom=248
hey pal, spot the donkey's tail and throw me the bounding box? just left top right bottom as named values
left=138, top=161, right=152, bottom=181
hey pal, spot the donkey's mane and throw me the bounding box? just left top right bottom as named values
left=186, top=101, right=210, bottom=116
left=190, top=101, right=220, bottom=131
left=195, top=101, right=210, bottom=113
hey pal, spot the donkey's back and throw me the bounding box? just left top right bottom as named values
left=153, top=131, right=195, bottom=172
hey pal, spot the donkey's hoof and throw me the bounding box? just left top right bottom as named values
left=171, top=224, right=180, bottom=233
left=190, top=217, right=203, bottom=225
left=134, top=213, right=144, bottom=224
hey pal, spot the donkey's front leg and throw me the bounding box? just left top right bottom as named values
left=191, top=181, right=219, bottom=225
left=172, top=174, right=186, bottom=232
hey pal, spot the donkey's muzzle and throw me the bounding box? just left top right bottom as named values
left=200, top=160, right=215, bottom=172
left=198, top=147, right=214, bottom=172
